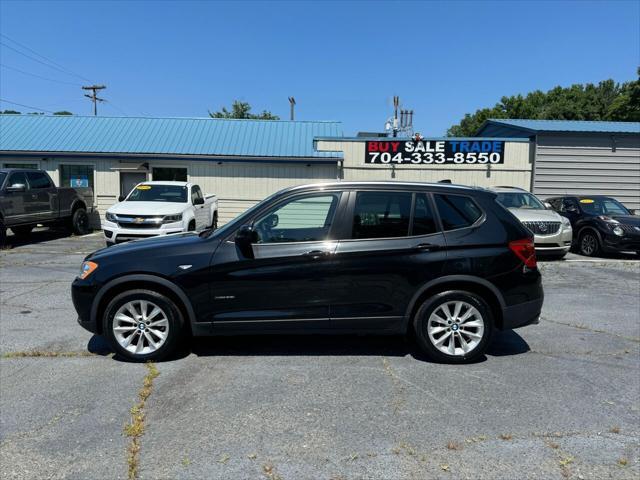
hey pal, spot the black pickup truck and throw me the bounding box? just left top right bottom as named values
left=0, top=168, right=94, bottom=244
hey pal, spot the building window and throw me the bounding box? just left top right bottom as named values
left=60, top=164, right=94, bottom=189
left=152, top=167, right=187, bottom=181
left=3, top=163, right=38, bottom=169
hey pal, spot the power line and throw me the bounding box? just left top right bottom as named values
left=0, top=33, right=93, bottom=83
left=0, top=63, right=82, bottom=86
left=0, top=98, right=55, bottom=114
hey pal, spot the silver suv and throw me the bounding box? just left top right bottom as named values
left=492, top=187, right=573, bottom=258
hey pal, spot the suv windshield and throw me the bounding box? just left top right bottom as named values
left=579, top=197, right=630, bottom=216
left=496, top=192, right=545, bottom=210
left=0, top=172, right=6, bottom=187
left=126, top=184, right=187, bottom=203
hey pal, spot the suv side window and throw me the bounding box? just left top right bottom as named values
left=7, top=172, right=28, bottom=188
left=25, top=171, right=52, bottom=189
left=434, top=194, right=482, bottom=231
left=548, top=198, right=562, bottom=211
left=562, top=198, right=579, bottom=213
left=352, top=191, right=412, bottom=239
left=254, top=192, right=341, bottom=243
left=412, top=193, right=438, bottom=236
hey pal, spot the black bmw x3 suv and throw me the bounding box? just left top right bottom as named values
left=72, top=182, right=543, bottom=363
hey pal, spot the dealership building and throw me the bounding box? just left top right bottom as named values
left=0, top=115, right=638, bottom=225
left=477, top=119, right=640, bottom=209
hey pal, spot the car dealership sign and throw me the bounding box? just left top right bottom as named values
left=365, top=140, right=505, bottom=165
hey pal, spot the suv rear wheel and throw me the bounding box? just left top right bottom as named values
left=103, top=289, right=183, bottom=361
left=414, top=291, right=493, bottom=363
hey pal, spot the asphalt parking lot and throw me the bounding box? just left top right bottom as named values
left=1, top=229, right=639, bottom=480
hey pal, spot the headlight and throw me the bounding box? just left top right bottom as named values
left=105, top=212, right=117, bottom=222
left=79, top=261, right=98, bottom=279
left=561, top=216, right=571, bottom=228
left=162, top=214, right=182, bottom=224
left=613, top=226, right=624, bottom=236
left=598, top=215, right=619, bottom=224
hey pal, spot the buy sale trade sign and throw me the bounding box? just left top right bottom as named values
left=365, top=140, right=505, bottom=165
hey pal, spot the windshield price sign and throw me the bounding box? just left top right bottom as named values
left=365, top=140, right=505, bottom=165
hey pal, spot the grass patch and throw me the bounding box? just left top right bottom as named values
left=609, top=426, right=620, bottom=434
left=124, top=362, right=159, bottom=480
left=262, top=462, right=282, bottom=480
left=446, top=441, right=461, bottom=451
left=1, top=350, right=95, bottom=358
left=499, top=433, right=513, bottom=441
left=618, top=457, right=628, bottom=466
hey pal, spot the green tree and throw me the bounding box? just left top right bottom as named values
left=53, top=111, right=73, bottom=115
left=447, top=73, right=640, bottom=136
left=0, top=110, right=21, bottom=114
left=209, top=100, right=279, bottom=120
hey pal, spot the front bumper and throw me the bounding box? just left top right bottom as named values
left=102, top=220, right=184, bottom=244
left=601, top=232, right=640, bottom=253
left=72, top=278, right=100, bottom=333
left=533, top=227, right=573, bottom=255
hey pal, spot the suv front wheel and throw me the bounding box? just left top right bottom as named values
left=103, top=289, right=183, bottom=361
left=414, top=291, right=494, bottom=363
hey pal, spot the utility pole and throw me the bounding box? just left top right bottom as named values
left=82, top=85, right=106, bottom=116
left=288, top=96, right=296, bottom=121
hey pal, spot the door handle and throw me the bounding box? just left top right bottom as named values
left=31, top=194, right=38, bottom=199
left=302, top=250, right=331, bottom=259
left=413, top=243, right=441, bottom=251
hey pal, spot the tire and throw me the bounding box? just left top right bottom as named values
left=413, top=290, right=494, bottom=364
left=11, top=225, right=33, bottom=237
left=0, top=219, right=6, bottom=247
left=71, top=207, right=91, bottom=235
left=103, top=289, right=184, bottom=362
left=578, top=230, right=600, bottom=257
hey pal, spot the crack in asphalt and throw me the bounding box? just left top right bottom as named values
left=541, top=316, right=640, bottom=343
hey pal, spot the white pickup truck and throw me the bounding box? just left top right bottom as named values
left=102, top=181, right=218, bottom=245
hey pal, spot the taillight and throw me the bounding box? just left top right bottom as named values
left=509, top=238, right=537, bottom=269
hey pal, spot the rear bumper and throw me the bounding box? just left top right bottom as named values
left=501, top=297, right=543, bottom=330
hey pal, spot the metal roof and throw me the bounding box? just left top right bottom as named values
left=0, top=115, right=343, bottom=158
left=478, top=118, right=640, bottom=135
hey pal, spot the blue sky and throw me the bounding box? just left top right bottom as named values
left=0, top=0, right=638, bottom=136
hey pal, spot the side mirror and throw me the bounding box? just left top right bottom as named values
left=543, top=202, right=553, bottom=210
left=235, top=225, right=258, bottom=259
left=566, top=206, right=578, bottom=214
left=6, top=184, right=26, bottom=193
left=118, top=195, right=125, bottom=202
left=629, top=209, right=638, bottom=216
left=193, top=197, right=205, bottom=206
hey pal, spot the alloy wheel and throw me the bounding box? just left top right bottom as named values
left=112, top=300, right=169, bottom=355
left=581, top=234, right=597, bottom=256
left=427, top=301, right=485, bottom=356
